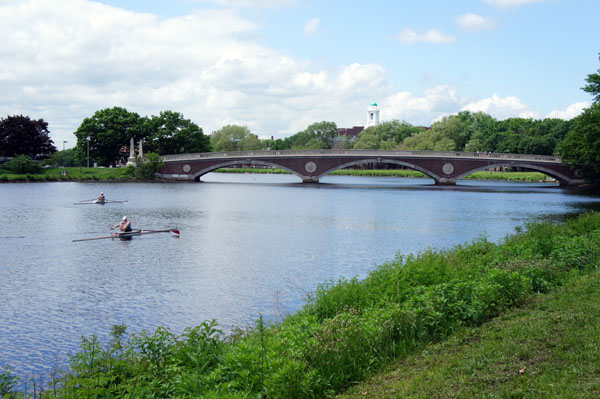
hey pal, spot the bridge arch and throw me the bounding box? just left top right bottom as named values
left=192, top=159, right=304, bottom=182
left=455, top=162, right=569, bottom=184
left=319, top=158, right=440, bottom=182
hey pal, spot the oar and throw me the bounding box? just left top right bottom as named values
left=73, top=199, right=98, bottom=205
left=73, top=228, right=179, bottom=242
left=72, top=232, right=118, bottom=242
left=137, top=228, right=180, bottom=236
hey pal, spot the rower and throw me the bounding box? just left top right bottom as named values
left=97, top=192, right=105, bottom=203
left=112, top=216, right=132, bottom=232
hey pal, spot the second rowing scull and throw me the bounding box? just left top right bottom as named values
left=72, top=228, right=180, bottom=242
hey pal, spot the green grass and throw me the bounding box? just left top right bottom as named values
left=338, top=270, right=600, bottom=399
left=0, top=167, right=129, bottom=181
left=465, top=170, right=554, bottom=182
left=215, top=167, right=291, bottom=174
left=4, top=213, right=600, bottom=398
left=215, top=168, right=553, bottom=182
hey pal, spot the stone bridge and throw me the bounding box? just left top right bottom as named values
left=157, top=150, right=585, bottom=186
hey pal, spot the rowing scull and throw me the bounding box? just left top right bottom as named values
left=72, top=228, right=180, bottom=242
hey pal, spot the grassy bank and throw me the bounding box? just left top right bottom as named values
left=3, top=212, right=600, bottom=398
left=338, top=270, right=600, bottom=398
left=215, top=167, right=554, bottom=182
left=0, top=167, right=129, bottom=182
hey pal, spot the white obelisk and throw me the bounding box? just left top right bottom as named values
left=126, top=137, right=136, bottom=166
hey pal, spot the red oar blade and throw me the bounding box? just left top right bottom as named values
left=170, top=230, right=180, bottom=236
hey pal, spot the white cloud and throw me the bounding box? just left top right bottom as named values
left=461, top=94, right=539, bottom=119
left=384, top=85, right=462, bottom=126
left=545, top=102, right=588, bottom=120
left=199, top=0, right=298, bottom=8
left=0, top=0, right=568, bottom=146
left=397, top=28, right=456, bottom=45
left=484, top=0, right=548, bottom=9
left=303, top=17, right=320, bottom=36
left=0, top=0, right=398, bottom=141
left=456, top=13, right=496, bottom=32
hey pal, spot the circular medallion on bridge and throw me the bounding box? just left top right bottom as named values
left=304, top=161, right=317, bottom=173
left=442, top=162, right=454, bottom=175
left=182, top=164, right=191, bottom=173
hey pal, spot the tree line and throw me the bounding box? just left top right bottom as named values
left=1, top=54, right=599, bottom=181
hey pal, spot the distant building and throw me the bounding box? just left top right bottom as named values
left=338, top=125, right=364, bottom=138
left=337, top=101, right=380, bottom=139
left=366, top=101, right=380, bottom=128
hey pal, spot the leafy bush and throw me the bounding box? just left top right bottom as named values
left=3, top=155, right=42, bottom=174
left=124, top=165, right=136, bottom=177
left=135, top=153, right=164, bottom=180
left=0, top=368, right=18, bottom=398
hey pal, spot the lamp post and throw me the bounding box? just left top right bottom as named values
left=86, top=136, right=90, bottom=168
left=61, top=140, right=67, bottom=176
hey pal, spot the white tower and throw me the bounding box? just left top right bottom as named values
left=366, top=101, right=380, bottom=128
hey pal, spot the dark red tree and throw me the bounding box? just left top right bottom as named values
left=0, top=115, right=57, bottom=159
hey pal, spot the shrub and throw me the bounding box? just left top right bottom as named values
left=124, top=165, right=136, bottom=178
left=3, top=155, right=42, bottom=174
left=135, top=153, right=164, bottom=180
left=0, top=368, right=18, bottom=398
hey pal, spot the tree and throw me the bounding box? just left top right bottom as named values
left=210, top=125, right=261, bottom=152
left=74, top=107, right=146, bottom=167
left=0, top=115, right=56, bottom=158
left=42, top=148, right=81, bottom=167
left=582, top=53, right=600, bottom=103
left=559, top=102, right=600, bottom=182
left=331, top=136, right=352, bottom=149
left=354, top=120, right=422, bottom=150
left=303, top=121, right=338, bottom=144
left=262, top=138, right=286, bottom=150
left=400, top=129, right=455, bottom=151
left=281, top=121, right=338, bottom=149
left=145, top=111, right=210, bottom=155
left=135, top=152, right=164, bottom=180
left=352, top=130, right=380, bottom=149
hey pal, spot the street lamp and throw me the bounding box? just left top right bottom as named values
left=62, top=140, right=67, bottom=176
left=87, top=136, right=90, bottom=168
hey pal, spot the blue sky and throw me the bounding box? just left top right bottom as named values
left=1, top=0, right=598, bottom=146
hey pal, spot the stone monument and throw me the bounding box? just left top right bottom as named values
left=126, top=137, right=136, bottom=166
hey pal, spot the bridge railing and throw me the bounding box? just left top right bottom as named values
left=161, top=150, right=561, bottom=163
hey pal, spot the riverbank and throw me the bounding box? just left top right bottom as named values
left=3, top=211, right=599, bottom=398
left=0, top=166, right=556, bottom=183
left=338, top=269, right=600, bottom=398
left=0, top=167, right=129, bottom=181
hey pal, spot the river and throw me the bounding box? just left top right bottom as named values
left=1, top=174, right=599, bottom=383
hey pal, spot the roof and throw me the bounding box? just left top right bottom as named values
left=369, top=101, right=378, bottom=106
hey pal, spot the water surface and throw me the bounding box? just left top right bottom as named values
left=1, top=174, right=599, bottom=382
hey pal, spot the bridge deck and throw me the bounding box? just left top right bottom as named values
left=161, top=149, right=561, bottom=163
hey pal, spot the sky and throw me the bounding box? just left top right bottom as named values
left=1, top=0, right=599, bottom=147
